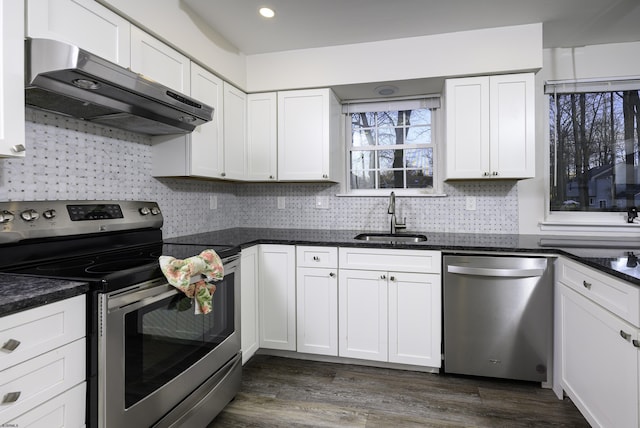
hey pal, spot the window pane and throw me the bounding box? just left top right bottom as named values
left=407, top=109, right=430, bottom=125
left=405, top=126, right=431, bottom=144
left=379, top=170, right=404, bottom=188
left=351, top=151, right=376, bottom=171
left=351, top=171, right=375, bottom=189
left=407, top=169, right=433, bottom=189
left=352, top=129, right=376, bottom=147
left=378, top=149, right=403, bottom=169
left=549, top=90, right=640, bottom=212
left=351, top=112, right=376, bottom=129
left=377, top=112, right=398, bottom=127
left=377, top=128, right=398, bottom=146
left=405, top=148, right=430, bottom=169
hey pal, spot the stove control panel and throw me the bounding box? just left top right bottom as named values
left=0, top=200, right=163, bottom=244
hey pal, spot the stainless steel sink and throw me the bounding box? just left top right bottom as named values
left=354, top=233, right=428, bottom=243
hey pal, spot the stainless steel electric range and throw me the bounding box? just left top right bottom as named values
left=0, top=200, right=241, bottom=428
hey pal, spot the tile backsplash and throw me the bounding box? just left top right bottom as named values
left=0, top=110, right=518, bottom=238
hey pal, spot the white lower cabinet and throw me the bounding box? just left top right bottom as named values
left=338, top=248, right=442, bottom=367
left=555, top=257, right=640, bottom=428
left=240, top=246, right=260, bottom=364
left=0, top=295, right=86, bottom=427
left=296, top=246, right=338, bottom=356
left=258, top=245, right=296, bottom=351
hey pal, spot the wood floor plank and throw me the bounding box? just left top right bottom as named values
left=207, top=355, right=589, bottom=428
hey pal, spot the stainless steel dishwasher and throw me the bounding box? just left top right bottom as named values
left=443, top=255, right=552, bottom=382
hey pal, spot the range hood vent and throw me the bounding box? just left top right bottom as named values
left=25, top=38, right=213, bottom=135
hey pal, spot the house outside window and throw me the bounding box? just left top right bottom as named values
left=547, top=79, right=640, bottom=215
left=343, top=97, right=440, bottom=195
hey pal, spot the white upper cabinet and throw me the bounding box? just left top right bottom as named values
left=277, top=88, right=342, bottom=182
left=0, top=0, right=25, bottom=158
left=246, top=92, right=278, bottom=181
left=151, top=63, right=224, bottom=179
left=445, top=73, right=535, bottom=179
left=130, top=26, right=190, bottom=94
left=223, top=82, right=247, bottom=180
left=26, top=0, right=131, bottom=67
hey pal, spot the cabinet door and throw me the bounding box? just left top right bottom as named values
left=388, top=272, right=441, bottom=367
left=247, top=92, right=278, bottom=181
left=444, top=76, right=490, bottom=179
left=296, top=267, right=338, bottom=356
left=338, top=269, right=388, bottom=362
left=278, top=89, right=330, bottom=181
left=0, top=0, right=25, bottom=157
left=489, top=73, right=535, bottom=178
left=130, top=26, right=189, bottom=93
left=223, top=82, right=247, bottom=180
left=26, top=0, right=131, bottom=67
left=559, top=284, right=639, bottom=428
left=240, top=246, right=259, bottom=364
left=259, top=245, right=296, bottom=351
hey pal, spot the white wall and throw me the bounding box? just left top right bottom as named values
left=518, top=40, right=640, bottom=235
left=97, top=0, right=247, bottom=87
left=246, top=24, right=543, bottom=92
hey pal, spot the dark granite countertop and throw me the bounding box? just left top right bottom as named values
left=166, top=227, right=640, bottom=286
left=0, top=274, right=88, bottom=317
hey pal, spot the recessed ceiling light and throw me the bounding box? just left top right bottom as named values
left=259, top=7, right=275, bottom=18
left=375, top=85, right=398, bottom=96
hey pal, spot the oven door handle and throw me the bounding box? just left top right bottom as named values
left=108, top=286, right=181, bottom=314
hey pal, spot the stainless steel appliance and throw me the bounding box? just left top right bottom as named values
left=443, top=254, right=552, bottom=382
left=0, top=201, right=241, bottom=427
left=25, top=38, right=214, bottom=135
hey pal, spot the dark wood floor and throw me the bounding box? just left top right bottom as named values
left=208, top=355, right=589, bottom=427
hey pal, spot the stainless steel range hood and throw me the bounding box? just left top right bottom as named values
left=25, top=38, right=213, bottom=135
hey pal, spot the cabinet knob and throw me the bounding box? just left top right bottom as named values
left=390, top=276, right=396, bottom=281
left=620, top=330, right=632, bottom=341
left=380, top=274, right=386, bottom=280
left=322, top=174, right=328, bottom=179
left=582, top=280, right=592, bottom=290
left=1, top=338, right=20, bottom=352
left=329, top=272, right=336, bottom=278
left=483, top=172, right=490, bottom=177
left=269, top=175, right=275, bottom=179
left=313, top=256, right=320, bottom=261
left=492, top=171, right=499, bottom=176
left=221, top=172, right=226, bottom=177
left=633, top=339, right=640, bottom=348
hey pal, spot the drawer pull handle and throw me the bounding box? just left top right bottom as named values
left=2, top=391, right=21, bottom=404
left=620, top=330, right=632, bottom=341
left=1, top=339, right=20, bottom=352
left=390, top=276, right=396, bottom=281
left=633, top=339, right=640, bottom=348
left=380, top=274, right=386, bottom=280
left=313, top=256, right=320, bottom=262
left=582, top=280, right=592, bottom=290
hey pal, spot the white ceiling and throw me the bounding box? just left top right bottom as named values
left=183, top=0, right=640, bottom=55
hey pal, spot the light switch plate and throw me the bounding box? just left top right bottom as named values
left=465, top=196, right=476, bottom=211
left=315, top=196, right=329, bottom=210
left=209, top=195, right=217, bottom=210
left=277, top=196, right=286, bottom=209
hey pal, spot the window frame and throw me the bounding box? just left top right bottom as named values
left=342, top=98, right=443, bottom=197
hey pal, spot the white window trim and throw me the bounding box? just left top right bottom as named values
left=341, top=97, right=443, bottom=196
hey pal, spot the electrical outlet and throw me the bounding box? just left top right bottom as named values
left=465, top=196, right=476, bottom=211
left=277, top=196, right=286, bottom=209
left=209, top=195, right=217, bottom=210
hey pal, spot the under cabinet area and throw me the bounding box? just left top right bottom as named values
left=555, top=257, right=640, bottom=428
left=444, top=73, right=535, bottom=179
left=338, top=247, right=442, bottom=367
left=0, top=295, right=86, bottom=427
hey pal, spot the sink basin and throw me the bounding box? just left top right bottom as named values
left=354, top=233, right=428, bottom=243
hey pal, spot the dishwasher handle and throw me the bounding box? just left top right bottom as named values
left=447, top=264, right=545, bottom=278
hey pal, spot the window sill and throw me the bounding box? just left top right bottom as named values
left=539, top=220, right=640, bottom=236
left=335, top=191, right=447, bottom=197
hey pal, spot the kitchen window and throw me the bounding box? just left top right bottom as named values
left=343, top=97, right=440, bottom=195
left=547, top=78, right=640, bottom=220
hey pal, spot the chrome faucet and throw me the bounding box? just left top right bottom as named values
left=387, top=192, right=406, bottom=234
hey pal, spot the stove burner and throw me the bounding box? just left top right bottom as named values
left=85, top=258, right=158, bottom=274
left=96, top=251, right=146, bottom=261
left=36, top=259, right=95, bottom=272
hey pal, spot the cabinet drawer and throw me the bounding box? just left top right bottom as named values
left=339, top=248, right=441, bottom=273
left=0, top=338, right=85, bottom=423
left=557, top=257, right=640, bottom=327
left=6, top=382, right=86, bottom=428
left=1, top=295, right=85, bottom=371
left=297, top=246, right=338, bottom=268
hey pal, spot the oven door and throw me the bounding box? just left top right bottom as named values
left=98, top=256, right=240, bottom=428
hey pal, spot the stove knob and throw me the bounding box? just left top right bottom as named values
left=0, top=210, right=15, bottom=223
left=139, top=207, right=151, bottom=215
left=20, top=209, right=40, bottom=222
left=43, top=209, right=57, bottom=220
left=151, top=207, right=161, bottom=215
